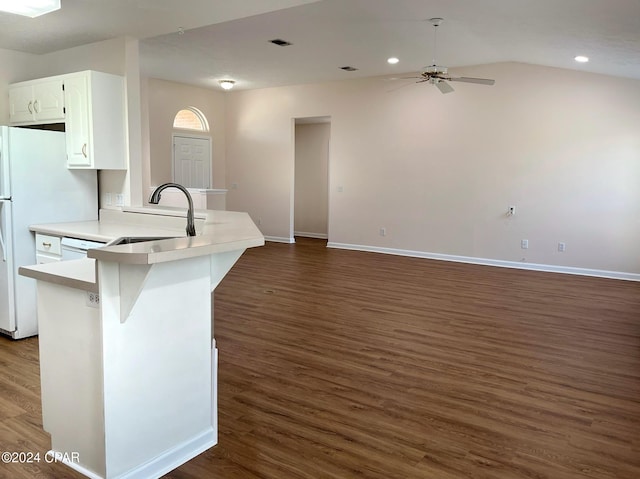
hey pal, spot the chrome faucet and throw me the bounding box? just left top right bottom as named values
left=149, top=183, right=196, bottom=236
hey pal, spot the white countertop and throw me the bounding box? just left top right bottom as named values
left=30, top=207, right=190, bottom=242
left=29, top=207, right=256, bottom=243
left=30, top=220, right=183, bottom=243
left=88, top=224, right=263, bottom=265
left=21, top=207, right=264, bottom=287
left=89, top=210, right=264, bottom=265
left=19, top=259, right=98, bottom=292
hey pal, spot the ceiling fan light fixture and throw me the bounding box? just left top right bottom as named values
left=574, top=55, right=589, bottom=63
left=414, top=17, right=495, bottom=94
left=0, top=0, right=60, bottom=17
left=219, top=79, right=235, bottom=90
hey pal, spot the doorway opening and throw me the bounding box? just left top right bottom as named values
left=293, top=116, right=331, bottom=241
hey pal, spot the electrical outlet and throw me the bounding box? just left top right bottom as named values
left=86, top=291, right=100, bottom=308
left=521, top=239, right=529, bottom=249
left=558, top=242, right=566, bottom=252
left=380, top=227, right=386, bottom=236
left=231, top=183, right=238, bottom=190
left=337, top=186, right=344, bottom=193
left=115, top=194, right=124, bottom=206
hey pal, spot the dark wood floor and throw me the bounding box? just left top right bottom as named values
left=1, top=237, right=639, bottom=478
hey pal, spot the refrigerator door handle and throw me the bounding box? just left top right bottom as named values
left=0, top=225, right=5, bottom=262
left=0, top=201, right=6, bottom=262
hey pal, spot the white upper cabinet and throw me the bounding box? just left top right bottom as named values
left=63, top=74, right=91, bottom=167
left=64, top=71, right=126, bottom=170
left=9, top=71, right=127, bottom=170
left=9, top=79, right=65, bottom=124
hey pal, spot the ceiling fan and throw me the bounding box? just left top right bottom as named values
left=408, top=18, right=495, bottom=94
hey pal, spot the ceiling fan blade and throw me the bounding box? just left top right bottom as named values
left=386, top=82, right=419, bottom=93
left=384, top=76, right=423, bottom=81
left=385, top=78, right=430, bottom=92
left=436, top=80, right=454, bottom=94
left=449, top=76, right=495, bottom=85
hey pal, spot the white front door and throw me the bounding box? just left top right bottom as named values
left=173, top=135, right=211, bottom=189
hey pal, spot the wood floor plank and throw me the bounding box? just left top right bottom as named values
left=1, top=237, right=639, bottom=478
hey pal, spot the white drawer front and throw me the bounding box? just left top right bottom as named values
left=35, top=233, right=62, bottom=256
left=36, top=253, right=61, bottom=264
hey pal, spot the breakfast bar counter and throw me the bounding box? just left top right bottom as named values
left=18, top=208, right=263, bottom=479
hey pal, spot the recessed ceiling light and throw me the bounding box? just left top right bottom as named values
left=219, top=80, right=235, bottom=90
left=0, top=0, right=60, bottom=17
left=574, top=55, right=589, bottom=63
left=387, top=57, right=399, bottom=65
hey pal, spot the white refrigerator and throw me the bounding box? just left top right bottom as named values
left=0, top=126, right=98, bottom=339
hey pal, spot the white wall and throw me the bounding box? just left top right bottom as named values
left=0, top=48, right=37, bottom=124
left=21, top=37, right=127, bottom=79
left=146, top=78, right=226, bottom=195
left=225, top=62, right=640, bottom=275
left=294, top=122, right=329, bottom=237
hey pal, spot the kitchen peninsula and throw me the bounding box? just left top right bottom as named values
left=18, top=207, right=264, bottom=479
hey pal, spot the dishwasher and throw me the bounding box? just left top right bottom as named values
left=60, top=237, right=106, bottom=260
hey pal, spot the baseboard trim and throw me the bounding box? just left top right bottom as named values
left=53, top=429, right=218, bottom=479
left=116, top=429, right=217, bottom=479
left=265, top=236, right=295, bottom=243
left=49, top=450, right=103, bottom=479
left=294, top=231, right=328, bottom=239
left=326, top=242, right=640, bottom=282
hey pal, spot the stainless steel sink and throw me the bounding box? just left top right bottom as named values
left=107, top=236, right=178, bottom=246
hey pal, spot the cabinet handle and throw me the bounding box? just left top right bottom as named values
left=33, top=99, right=40, bottom=113
left=82, top=144, right=87, bottom=158
left=42, top=242, right=52, bottom=248
left=28, top=101, right=33, bottom=114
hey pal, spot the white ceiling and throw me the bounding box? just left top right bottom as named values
left=0, top=0, right=319, bottom=53
left=2, top=0, right=640, bottom=91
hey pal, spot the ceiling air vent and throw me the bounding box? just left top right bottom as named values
left=340, top=66, right=358, bottom=72
left=269, top=39, right=292, bottom=47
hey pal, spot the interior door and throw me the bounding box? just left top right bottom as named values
left=173, top=136, right=211, bottom=188
left=0, top=200, right=15, bottom=332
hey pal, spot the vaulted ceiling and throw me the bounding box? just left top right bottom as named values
left=2, top=0, right=639, bottom=91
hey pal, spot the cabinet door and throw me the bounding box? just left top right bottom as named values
left=9, top=85, right=35, bottom=123
left=32, top=80, right=65, bottom=122
left=64, top=75, right=92, bottom=167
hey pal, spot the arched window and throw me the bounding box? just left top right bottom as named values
left=173, top=107, right=209, bottom=131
